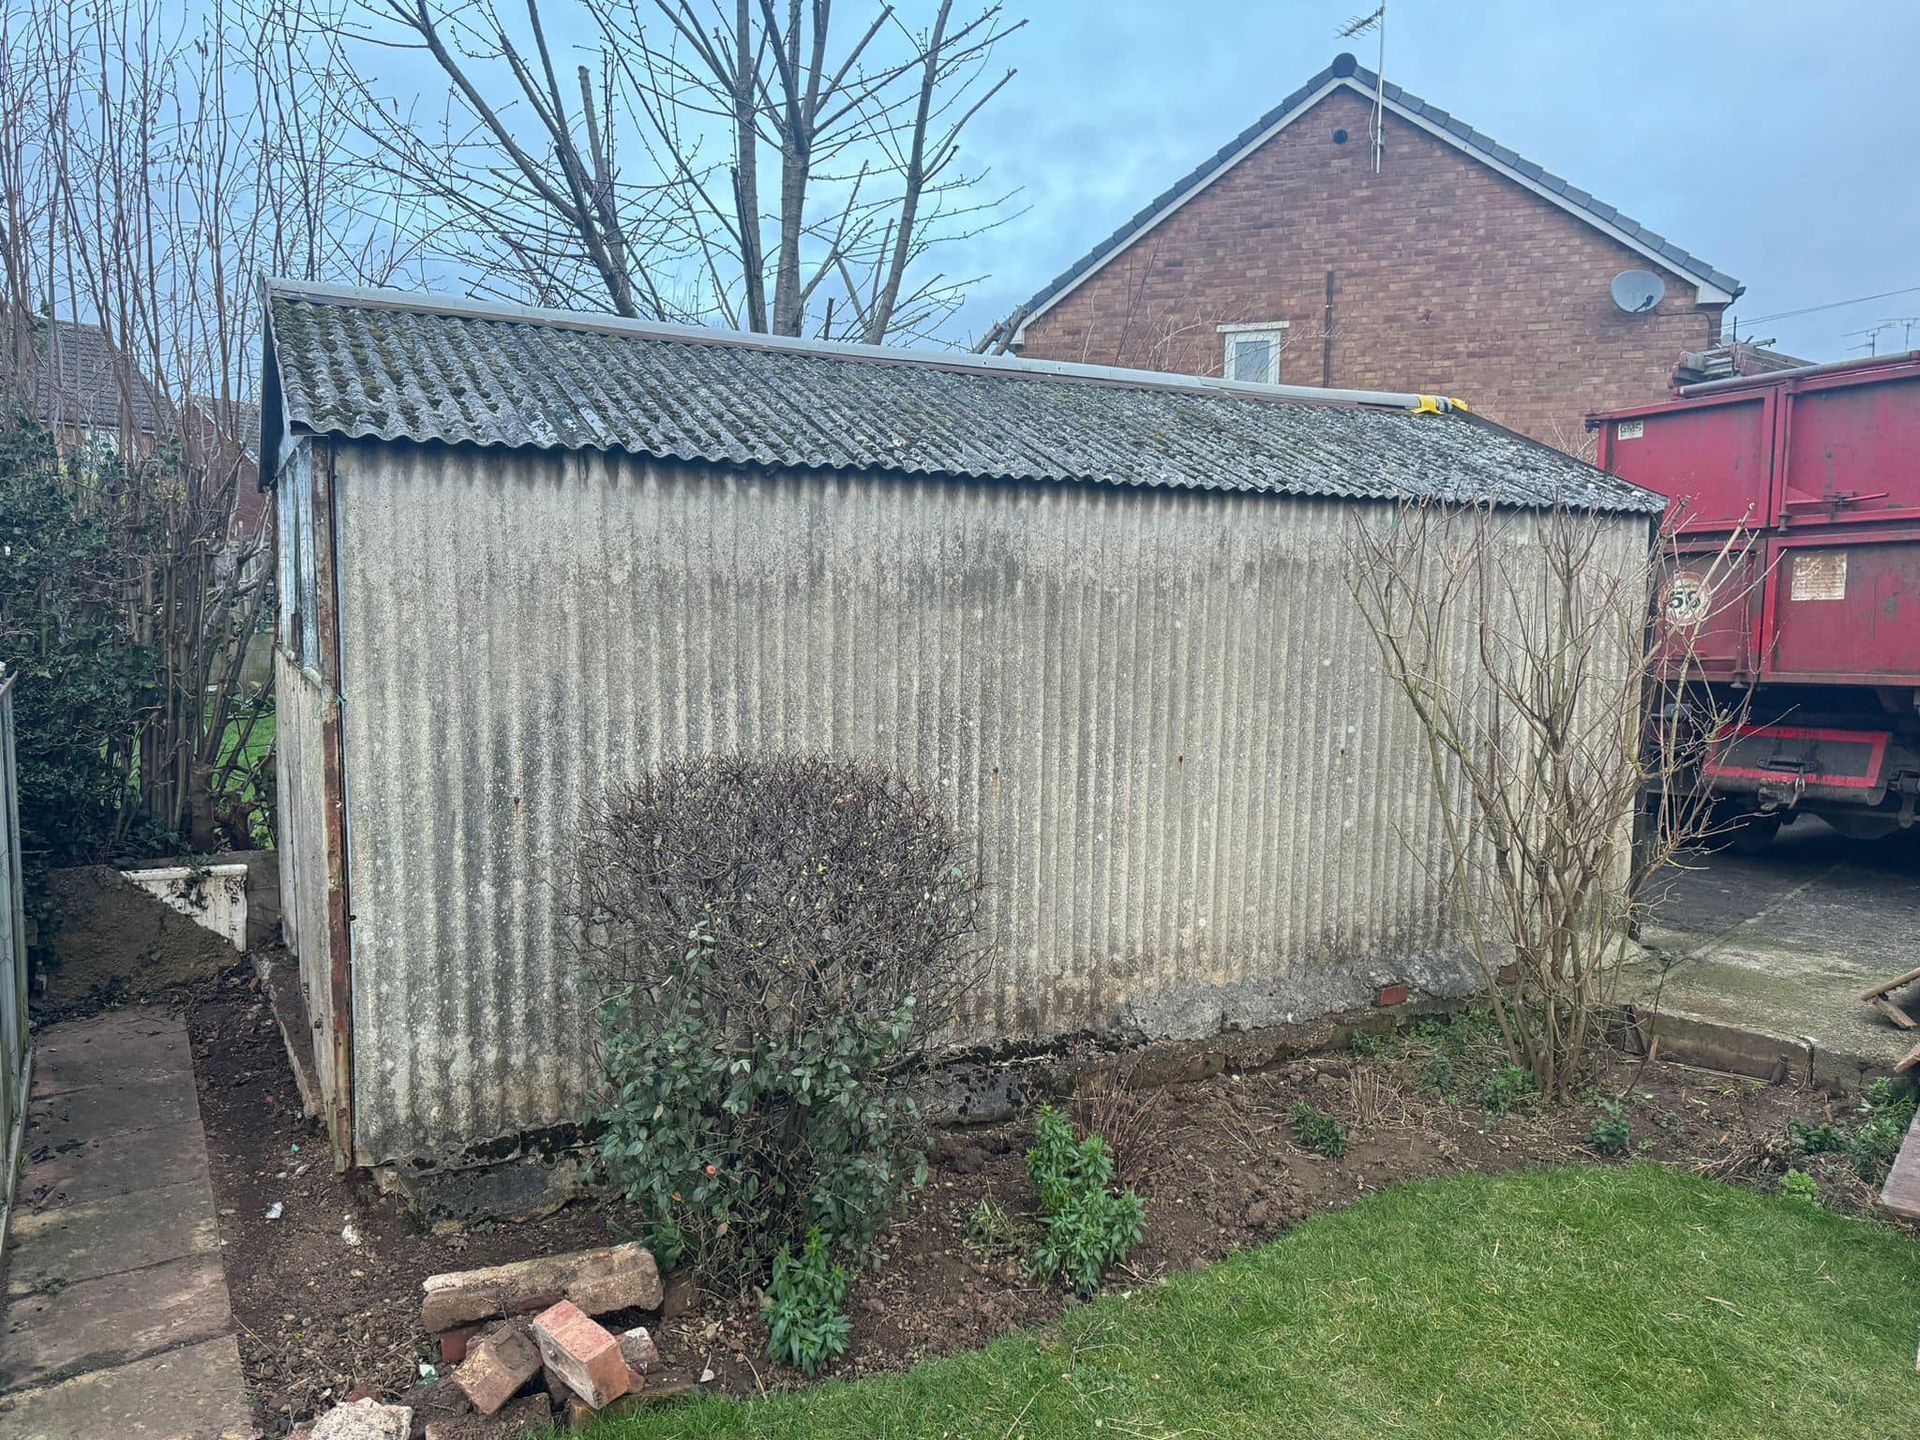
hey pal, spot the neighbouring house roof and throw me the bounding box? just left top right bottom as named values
left=197, top=396, right=262, bottom=465
left=997, top=52, right=1743, bottom=347
left=8, top=318, right=169, bottom=436
left=262, top=281, right=1661, bottom=515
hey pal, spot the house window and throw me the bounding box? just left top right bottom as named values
left=1219, top=322, right=1289, bottom=385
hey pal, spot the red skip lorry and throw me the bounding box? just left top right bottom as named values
left=1592, top=352, right=1920, bottom=850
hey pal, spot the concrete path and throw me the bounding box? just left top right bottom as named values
left=1628, top=819, right=1920, bottom=1084
left=0, top=1008, right=256, bottom=1439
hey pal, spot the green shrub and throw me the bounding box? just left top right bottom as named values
left=763, top=1228, right=852, bottom=1376
left=1290, top=1100, right=1347, bottom=1159
left=1586, top=1100, right=1631, bottom=1156
left=0, top=414, right=160, bottom=876
left=1778, top=1169, right=1821, bottom=1208
left=1027, top=1105, right=1146, bottom=1296
left=1478, top=1063, right=1537, bottom=1115
left=574, top=754, right=989, bottom=1291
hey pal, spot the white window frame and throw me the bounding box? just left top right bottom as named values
left=1219, top=322, right=1289, bottom=385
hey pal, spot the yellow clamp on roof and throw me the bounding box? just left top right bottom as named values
left=1407, top=395, right=1470, bottom=415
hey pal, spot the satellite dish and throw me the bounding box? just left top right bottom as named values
left=1611, top=269, right=1667, bottom=314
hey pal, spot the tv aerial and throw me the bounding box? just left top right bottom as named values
left=1610, top=270, right=1667, bottom=314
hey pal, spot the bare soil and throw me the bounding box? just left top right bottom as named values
left=39, top=864, right=236, bottom=1016
left=180, top=963, right=1882, bottom=1435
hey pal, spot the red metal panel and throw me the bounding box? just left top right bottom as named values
left=1779, top=371, right=1920, bottom=527
left=1597, top=393, right=1772, bottom=533
left=1705, top=724, right=1890, bottom=791
left=1651, top=545, right=1758, bottom=682
left=1762, top=532, right=1920, bottom=686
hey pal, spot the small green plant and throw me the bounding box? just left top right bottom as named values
left=1348, top=1028, right=1394, bottom=1058
left=1419, top=1052, right=1458, bottom=1098
left=1412, top=1009, right=1501, bottom=1056
left=963, top=1196, right=1035, bottom=1260
left=1778, top=1169, right=1821, bottom=1208
left=1478, top=1063, right=1536, bottom=1116
left=1786, top=1079, right=1917, bottom=1187
left=763, top=1228, right=852, bottom=1376
left=1290, top=1100, right=1347, bottom=1159
left=1586, top=1100, right=1631, bottom=1156
left=1027, top=1106, right=1146, bottom=1296
left=1844, top=1078, right=1917, bottom=1185
left=1789, top=1119, right=1844, bottom=1155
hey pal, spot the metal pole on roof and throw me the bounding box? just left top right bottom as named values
left=1339, top=5, right=1388, bottom=174
left=1373, top=2, right=1387, bottom=173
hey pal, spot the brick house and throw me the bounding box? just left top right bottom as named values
left=994, top=53, right=1744, bottom=450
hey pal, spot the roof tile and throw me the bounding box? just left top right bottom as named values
left=266, top=285, right=1660, bottom=517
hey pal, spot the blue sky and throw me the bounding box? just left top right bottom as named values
left=946, top=0, right=1920, bottom=360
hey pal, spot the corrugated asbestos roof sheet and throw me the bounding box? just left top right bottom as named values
left=1008, top=52, right=1741, bottom=333
left=263, top=282, right=1662, bottom=514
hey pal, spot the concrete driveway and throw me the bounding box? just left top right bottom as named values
left=1630, top=817, right=1920, bottom=1083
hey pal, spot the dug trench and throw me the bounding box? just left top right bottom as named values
left=182, top=962, right=1903, bottom=1434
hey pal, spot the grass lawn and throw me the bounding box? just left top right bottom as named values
left=587, top=1164, right=1920, bottom=1440
left=219, top=709, right=275, bottom=770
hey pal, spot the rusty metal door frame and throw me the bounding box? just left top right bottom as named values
left=310, top=440, right=358, bottom=1166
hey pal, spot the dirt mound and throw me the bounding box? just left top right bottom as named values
left=40, top=865, right=239, bottom=1014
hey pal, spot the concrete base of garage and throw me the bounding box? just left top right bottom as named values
left=1625, top=818, right=1920, bottom=1089
left=0, top=1008, right=256, bottom=1439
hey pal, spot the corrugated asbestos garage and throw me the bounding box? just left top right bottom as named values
left=260, top=280, right=1660, bottom=1173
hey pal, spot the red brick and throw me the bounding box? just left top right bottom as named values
left=531, top=1300, right=630, bottom=1411
left=420, top=1243, right=662, bottom=1332
left=438, top=1322, right=484, bottom=1367
left=1376, top=982, right=1410, bottom=1007
left=453, top=1321, right=542, bottom=1416
left=1017, top=88, right=1723, bottom=452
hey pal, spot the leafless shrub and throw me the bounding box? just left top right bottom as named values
left=1344, top=1067, right=1405, bottom=1132
left=572, top=752, right=990, bottom=1046
left=1348, top=500, right=1757, bottom=1102
left=1067, top=1058, right=1169, bottom=1188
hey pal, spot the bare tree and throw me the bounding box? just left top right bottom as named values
left=323, top=0, right=1023, bottom=340
left=2, top=0, right=417, bottom=850
left=1347, top=500, right=1755, bottom=1101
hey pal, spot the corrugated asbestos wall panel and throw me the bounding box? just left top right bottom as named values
left=330, top=438, right=1649, bottom=1166
left=276, top=651, right=337, bottom=1107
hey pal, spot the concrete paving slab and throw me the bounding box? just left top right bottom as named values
left=6, top=1176, right=220, bottom=1296
left=30, top=1010, right=194, bottom=1100
left=0, top=1008, right=253, bottom=1434
left=14, top=1116, right=210, bottom=1208
left=0, top=1334, right=257, bottom=1439
left=22, top=1075, right=199, bottom=1150
left=1629, top=820, right=1920, bottom=1082
left=0, top=1251, right=233, bottom=1388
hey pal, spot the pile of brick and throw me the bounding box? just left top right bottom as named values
left=294, top=1241, right=693, bottom=1439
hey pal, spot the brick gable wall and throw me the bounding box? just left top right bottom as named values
left=1016, top=88, right=1723, bottom=451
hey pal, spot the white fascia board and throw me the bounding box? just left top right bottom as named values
left=1014, top=78, right=1730, bottom=344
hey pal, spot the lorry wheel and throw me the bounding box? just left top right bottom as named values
left=1725, top=812, right=1782, bottom=855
